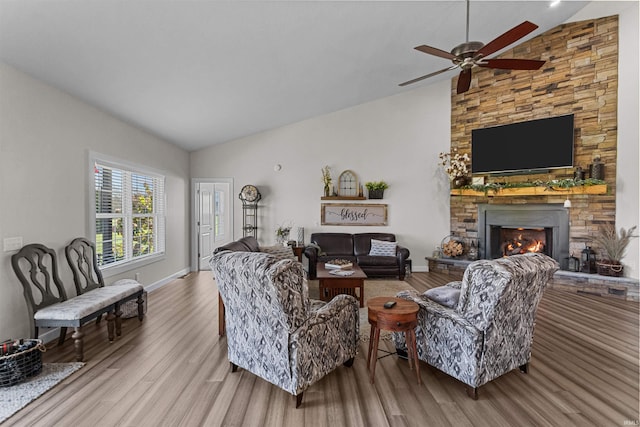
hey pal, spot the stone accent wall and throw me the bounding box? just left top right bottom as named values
left=449, top=16, right=618, bottom=261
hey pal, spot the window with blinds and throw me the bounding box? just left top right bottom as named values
left=93, top=159, right=165, bottom=269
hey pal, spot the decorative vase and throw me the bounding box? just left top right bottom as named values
left=589, top=156, right=605, bottom=180
left=324, top=185, right=330, bottom=197
left=276, top=232, right=289, bottom=246
left=451, top=176, right=468, bottom=189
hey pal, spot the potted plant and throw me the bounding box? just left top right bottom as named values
left=275, top=222, right=292, bottom=246
left=365, top=181, right=389, bottom=199
left=592, top=223, right=637, bottom=277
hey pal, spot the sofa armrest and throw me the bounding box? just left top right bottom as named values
left=396, top=245, right=410, bottom=278
left=303, top=246, right=319, bottom=279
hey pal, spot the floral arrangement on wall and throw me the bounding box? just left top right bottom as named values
left=439, top=149, right=470, bottom=181
left=321, top=165, right=332, bottom=196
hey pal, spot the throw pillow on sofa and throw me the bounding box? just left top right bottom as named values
left=369, top=239, right=397, bottom=256
left=424, top=286, right=461, bottom=308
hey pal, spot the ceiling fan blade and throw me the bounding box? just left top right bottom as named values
left=414, top=45, right=456, bottom=60
left=456, top=69, right=472, bottom=94
left=476, top=21, right=538, bottom=58
left=399, top=65, right=459, bottom=87
left=479, top=58, right=545, bottom=70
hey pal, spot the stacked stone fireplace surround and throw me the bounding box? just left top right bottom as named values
left=433, top=15, right=638, bottom=301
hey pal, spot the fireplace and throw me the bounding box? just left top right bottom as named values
left=478, top=204, right=569, bottom=269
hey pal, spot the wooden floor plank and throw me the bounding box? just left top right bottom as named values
left=4, top=271, right=637, bottom=427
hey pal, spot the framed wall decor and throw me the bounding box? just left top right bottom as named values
left=321, top=203, right=387, bottom=226
left=338, top=170, right=358, bottom=197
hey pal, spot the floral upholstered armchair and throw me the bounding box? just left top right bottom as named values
left=211, top=250, right=359, bottom=407
left=393, top=252, right=559, bottom=399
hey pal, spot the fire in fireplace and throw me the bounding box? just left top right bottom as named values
left=500, top=227, right=546, bottom=257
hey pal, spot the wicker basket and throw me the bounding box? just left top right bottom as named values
left=0, top=339, right=45, bottom=387
left=119, top=291, right=148, bottom=319
left=596, top=261, right=624, bottom=277
left=440, top=235, right=465, bottom=258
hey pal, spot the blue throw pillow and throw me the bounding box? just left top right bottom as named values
left=368, top=239, right=397, bottom=256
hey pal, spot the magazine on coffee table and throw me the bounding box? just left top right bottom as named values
left=329, top=269, right=355, bottom=276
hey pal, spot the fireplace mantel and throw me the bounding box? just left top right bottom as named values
left=451, top=184, right=607, bottom=197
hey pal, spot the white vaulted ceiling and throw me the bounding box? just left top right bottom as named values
left=0, top=1, right=591, bottom=151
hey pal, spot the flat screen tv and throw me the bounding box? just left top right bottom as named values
left=471, top=114, right=574, bottom=175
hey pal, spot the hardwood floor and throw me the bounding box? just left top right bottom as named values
left=8, top=271, right=639, bottom=426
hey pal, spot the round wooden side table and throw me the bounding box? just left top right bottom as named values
left=367, top=296, right=421, bottom=385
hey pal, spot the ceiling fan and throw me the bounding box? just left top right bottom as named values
left=399, top=0, right=545, bottom=94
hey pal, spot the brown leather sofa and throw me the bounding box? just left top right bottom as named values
left=304, top=233, right=410, bottom=280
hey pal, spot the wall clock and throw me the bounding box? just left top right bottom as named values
left=239, top=184, right=261, bottom=203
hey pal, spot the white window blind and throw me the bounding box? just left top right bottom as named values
left=93, top=159, right=165, bottom=269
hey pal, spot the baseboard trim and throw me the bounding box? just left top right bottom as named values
left=145, top=267, right=191, bottom=293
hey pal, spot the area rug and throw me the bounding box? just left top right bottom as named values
left=307, top=279, right=416, bottom=341
left=0, top=362, right=84, bottom=423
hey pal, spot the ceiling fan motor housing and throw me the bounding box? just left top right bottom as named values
left=451, top=41, right=485, bottom=58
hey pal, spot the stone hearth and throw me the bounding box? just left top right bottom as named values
left=426, top=257, right=639, bottom=302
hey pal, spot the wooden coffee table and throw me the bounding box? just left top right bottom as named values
left=316, top=263, right=367, bottom=307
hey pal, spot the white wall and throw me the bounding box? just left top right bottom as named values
left=568, top=1, right=639, bottom=278
left=191, top=80, right=452, bottom=270
left=192, top=2, right=639, bottom=280
left=0, top=64, right=191, bottom=340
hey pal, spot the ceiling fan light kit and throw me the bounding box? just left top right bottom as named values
left=400, top=0, right=545, bottom=94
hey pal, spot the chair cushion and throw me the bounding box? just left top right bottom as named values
left=424, top=286, right=461, bottom=308
left=34, top=282, right=143, bottom=321
left=356, top=255, right=399, bottom=266
left=368, top=239, right=397, bottom=256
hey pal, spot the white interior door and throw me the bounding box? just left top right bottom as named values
left=197, top=181, right=231, bottom=270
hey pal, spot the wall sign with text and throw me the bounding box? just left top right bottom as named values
left=321, top=203, right=387, bottom=226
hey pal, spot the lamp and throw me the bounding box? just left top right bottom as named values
left=564, top=197, right=572, bottom=208
left=580, top=245, right=597, bottom=274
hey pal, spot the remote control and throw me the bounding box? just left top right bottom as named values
left=383, top=301, right=396, bottom=309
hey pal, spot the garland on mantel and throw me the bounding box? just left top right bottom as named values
left=464, top=178, right=606, bottom=194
